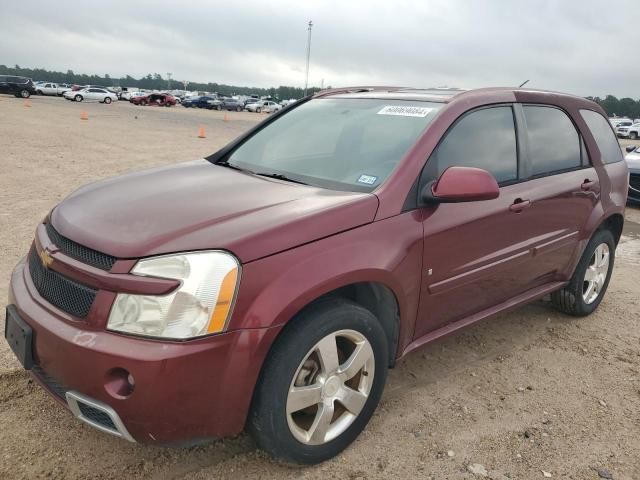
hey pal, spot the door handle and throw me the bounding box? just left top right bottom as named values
left=581, top=179, right=595, bottom=191
left=509, top=198, right=531, bottom=213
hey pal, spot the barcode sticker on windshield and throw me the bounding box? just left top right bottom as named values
left=377, top=105, right=433, bottom=117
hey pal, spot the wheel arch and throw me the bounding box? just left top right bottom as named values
left=597, top=212, right=624, bottom=245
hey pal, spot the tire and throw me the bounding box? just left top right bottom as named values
left=36, top=90, right=43, bottom=95
left=630, top=132, right=638, bottom=140
left=216, top=105, right=222, bottom=111
left=249, top=298, right=388, bottom=464
left=141, top=100, right=147, bottom=106
left=551, top=229, right=615, bottom=316
left=256, top=107, right=261, bottom=113
left=74, top=95, right=83, bottom=102
left=104, top=97, right=112, bottom=104
left=236, top=106, right=242, bottom=112
left=20, top=89, right=31, bottom=98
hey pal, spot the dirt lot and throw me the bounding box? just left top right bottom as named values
left=1, top=95, right=639, bottom=480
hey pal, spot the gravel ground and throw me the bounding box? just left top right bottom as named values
left=1, top=95, right=639, bottom=480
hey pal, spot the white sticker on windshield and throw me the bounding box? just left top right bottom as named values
left=357, top=174, right=378, bottom=185
left=377, top=105, right=433, bottom=117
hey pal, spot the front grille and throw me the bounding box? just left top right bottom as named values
left=77, top=402, right=118, bottom=431
left=46, top=222, right=116, bottom=271
left=31, top=365, right=68, bottom=400
left=28, top=248, right=96, bottom=318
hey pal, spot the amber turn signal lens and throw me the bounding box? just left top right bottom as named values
left=208, top=267, right=238, bottom=333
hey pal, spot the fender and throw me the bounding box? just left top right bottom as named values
left=228, top=210, right=425, bottom=356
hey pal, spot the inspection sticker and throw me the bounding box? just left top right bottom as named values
left=377, top=105, right=433, bottom=117
left=357, top=174, right=378, bottom=185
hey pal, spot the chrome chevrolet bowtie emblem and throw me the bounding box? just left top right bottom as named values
left=39, top=248, right=53, bottom=269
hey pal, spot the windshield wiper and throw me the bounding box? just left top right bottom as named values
left=255, top=172, right=309, bottom=185
left=215, top=160, right=254, bottom=174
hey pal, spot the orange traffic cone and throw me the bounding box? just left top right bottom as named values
left=80, top=111, right=89, bottom=120
left=24, top=99, right=32, bottom=108
left=223, top=112, right=229, bottom=122
left=198, top=126, right=206, bottom=138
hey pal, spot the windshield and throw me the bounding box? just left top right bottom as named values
left=225, top=98, right=441, bottom=191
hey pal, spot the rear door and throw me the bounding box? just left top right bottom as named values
left=513, top=104, right=596, bottom=281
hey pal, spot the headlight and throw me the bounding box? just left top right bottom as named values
left=107, top=251, right=240, bottom=339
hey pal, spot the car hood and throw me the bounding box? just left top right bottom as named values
left=50, top=160, right=379, bottom=263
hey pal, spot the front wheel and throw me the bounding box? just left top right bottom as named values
left=249, top=299, right=388, bottom=464
left=74, top=94, right=83, bottom=102
left=104, top=97, right=112, bottom=104
left=236, top=106, right=242, bottom=112
left=255, top=107, right=261, bottom=113
left=630, top=132, right=638, bottom=140
left=551, top=229, right=615, bottom=316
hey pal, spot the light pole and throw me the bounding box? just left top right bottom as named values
left=304, top=20, right=313, bottom=97
left=167, top=72, right=172, bottom=90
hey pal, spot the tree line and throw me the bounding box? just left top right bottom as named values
left=0, top=64, right=322, bottom=100
left=586, top=95, right=640, bottom=119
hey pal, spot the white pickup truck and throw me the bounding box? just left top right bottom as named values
left=35, top=82, right=70, bottom=96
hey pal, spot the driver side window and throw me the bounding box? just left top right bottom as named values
left=423, top=106, right=518, bottom=185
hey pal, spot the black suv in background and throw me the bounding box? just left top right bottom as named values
left=0, top=75, right=36, bottom=98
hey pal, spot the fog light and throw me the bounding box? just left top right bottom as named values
left=104, top=368, right=135, bottom=399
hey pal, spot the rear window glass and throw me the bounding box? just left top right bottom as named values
left=523, top=106, right=581, bottom=176
left=580, top=110, right=623, bottom=164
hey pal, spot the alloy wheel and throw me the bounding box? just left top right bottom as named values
left=286, top=329, right=375, bottom=446
left=583, top=243, right=610, bottom=304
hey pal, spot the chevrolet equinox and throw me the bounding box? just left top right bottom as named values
left=5, top=87, right=628, bottom=463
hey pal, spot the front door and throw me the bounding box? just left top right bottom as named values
left=414, top=105, right=541, bottom=338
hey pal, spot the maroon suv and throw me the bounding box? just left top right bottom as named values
left=5, top=87, right=628, bottom=463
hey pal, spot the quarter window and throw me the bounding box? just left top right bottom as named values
left=523, top=106, right=581, bottom=176
left=580, top=109, right=623, bottom=164
left=425, top=106, right=518, bottom=184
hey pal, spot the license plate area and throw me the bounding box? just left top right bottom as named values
left=4, top=305, right=34, bottom=370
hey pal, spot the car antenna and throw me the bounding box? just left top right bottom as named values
left=519, top=80, right=530, bottom=88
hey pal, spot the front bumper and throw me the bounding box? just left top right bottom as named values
left=7, top=260, right=280, bottom=444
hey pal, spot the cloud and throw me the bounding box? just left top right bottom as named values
left=0, top=0, right=637, bottom=97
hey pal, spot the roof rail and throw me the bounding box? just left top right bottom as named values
left=313, top=86, right=405, bottom=98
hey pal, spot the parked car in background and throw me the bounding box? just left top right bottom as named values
left=0, top=75, right=36, bottom=98
left=609, top=118, right=632, bottom=129
left=63, top=87, right=118, bottom=104
left=4, top=87, right=628, bottom=464
left=35, top=82, right=70, bottom=96
left=124, top=91, right=147, bottom=101
left=625, top=145, right=640, bottom=203
left=130, top=93, right=176, bottom=107
left=617, top=122, right=640, bottom=140
left=246, top=100, right=282, bottom=113
left=615, top=121, right=634, bottom=137
left=243, top=98, right=259, bottom=109
left=206, top=97, right=243, bottom=111
left=181, top=96, right=216, bottom=108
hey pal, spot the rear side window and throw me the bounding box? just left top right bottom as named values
left=523, top=106, right=581, bottom=176
left=580, top=110, right=624, bottom=164
left=425, top=106, right=518, bottom=184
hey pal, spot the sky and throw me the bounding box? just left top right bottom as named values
left=0, top=0, right=637, bottom=98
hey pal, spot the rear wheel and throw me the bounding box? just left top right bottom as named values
left=551, top=229, right=615, bottom=316
left=236, top=105, right=242, bottom=112
left=216, top=104, right=222, bottom=111
left=256, top=107, right=262, bottom=113
left=249, top=299, right=388, bottom=464
left=630, top=132, right=638, bottom=140
left=20, top=89, right=31, bottom=98
left=104, top=97, right=112, bottom=104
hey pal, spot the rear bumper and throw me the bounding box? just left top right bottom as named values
left=8, top=260, right=281, bottom=444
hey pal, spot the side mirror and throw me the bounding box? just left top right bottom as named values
left=625, top=145, right=636, bottom=153
left=423, top=166, right=500, bottom=203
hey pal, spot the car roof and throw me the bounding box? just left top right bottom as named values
left=316, top=86, right=599, bottom=109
